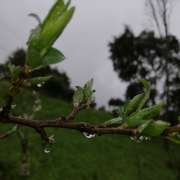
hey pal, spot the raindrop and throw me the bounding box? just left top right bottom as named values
left=37, top=83, right=42, bottom=88
left=48, top=135, right=55, bottom=144
left=83, top=132, right=96, bottom=139
left=34, top=104, right=42, bottom=112
left=44, top=147, right=51, bottom=154
left=144, top=136, right=151, bottom=141
left=130, top=136, right=135, bottom=141
left=130, top=136, right=141, bottom=143
left=139, top=136, right=145, bottom=141
left=32, top=90, right=37, bottom=95
left=11, top=104, right=16, bottom=109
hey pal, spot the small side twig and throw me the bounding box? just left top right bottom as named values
left=0, top=125, right=18, bottom=139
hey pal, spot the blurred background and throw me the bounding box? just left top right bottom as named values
left=1, top=0, right=180, bottom=179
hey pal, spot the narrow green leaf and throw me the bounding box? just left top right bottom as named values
left=7, top=64, right=21, bottom=80
left=39, top=6, right=75, bottom=56
left=168, top=134, right=180, bottom=144
left=137, top=120, right=152, bottom=134
left=136, top=80, right=150, bottom=111
left=142, top=120, right=170, bottom=137
left=43, top=48, right=65, bottom=66
left=26, top=47, right=42, bottom=69
left=104, top=116, right=123, bottom=126
left=83, top=79, right=94, bottom=101
left=26, top=0, right=75, bottom=69
left=124, top=93, right=144, bottom=116
left=126, top=102, right=164, bottom=128
left=29, top=75, right=52, bottom=86
left=73, top=87, right=84, bottom=107
left=41, top=0, right=65, bottom=29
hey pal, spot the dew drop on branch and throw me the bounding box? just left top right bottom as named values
left=130, top=136, right=151, bottom=143
left=11, top=104, right=16, bottom=109
left=83, top=132, right=96, bottom=139
left=37, top=83, right=42, bottom=88
left=44, top=147, right=51, bottom=154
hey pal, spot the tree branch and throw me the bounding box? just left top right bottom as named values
left=1, top=115, right=180, bottom=138
left=0, top=125, right=18, bottom=139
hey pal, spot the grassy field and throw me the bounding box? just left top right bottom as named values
left=0, top=85, right=180, bottom=180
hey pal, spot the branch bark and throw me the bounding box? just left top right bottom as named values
left=0, top=115, right=180, bottom=138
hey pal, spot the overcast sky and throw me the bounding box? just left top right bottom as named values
left=0, top=0, right=180, bottom=106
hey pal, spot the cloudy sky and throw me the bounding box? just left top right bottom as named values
left=0, top=0, right=180, bottom=106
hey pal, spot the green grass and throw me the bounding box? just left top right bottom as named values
left=0, top=84, right=180, bottom=179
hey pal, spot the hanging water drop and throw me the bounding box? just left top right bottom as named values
left=37, top=83, right=42, bottom=88
left=144, top=136, right=151, bottom=141
left=11, top=104, right=16, bottom=109
left=139, top=136, right=145, bottom=141
left=83, top=132, right=96, bottom=139
left=130, top=136, right=136, bottom=141
left=44, top=147, right=51, bottom=154
left=130, top=136, right=141, bottom=143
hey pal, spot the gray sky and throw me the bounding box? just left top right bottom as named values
left=0, top=0, right=180, bottom=106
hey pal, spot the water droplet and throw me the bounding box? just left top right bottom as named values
left=130, top=136, right=141, bottom=143
left=83, top=132, right=96, bottom=139
left=48, top=135, right=55, bottom=144
left=32, top=90, right=37, bottom=95
left=44, top=147, right=51, bottom=154
left=37, top=83, right=42, bottom=88
left=34, top=104, right=42, bottom=112
left=11, top=104, right=16, bottom=109
left=130, top=136, right=135, bottom=141
left=139, top=136, right=144, bottom=141
left=144, top=136, right=151, bottom=141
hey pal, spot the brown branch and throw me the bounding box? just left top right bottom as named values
left=0, top=112, right=180, bottom=139
left=0, top=116, right=137, bottom=136
left=66, top=104, right=87, bottom=122
left=35, top=128, right=49, bottom=143
left=0, top=125, right=18, bottom=139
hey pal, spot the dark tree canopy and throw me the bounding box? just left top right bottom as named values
left=109, top=26, right=180, bottom=123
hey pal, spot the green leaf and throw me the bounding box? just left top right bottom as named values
left=168, top=134, right=180, bottom=144
left=137, top=120, right=152, bottom=134
left=136, top=80, right=150, bottom=111
left=39, top=6, right=75, bottom=54
left=7, top=64, right=21, bottom=80
left=73, top=87, right=84, bottom=107
left=26, top=47, right=42, bottom=69
left=43, top=48, right=65, bottom=66
left=26, top=0, right=75, bottom=69
left=29, top=75, right=52, bottom=86
left=123, top=80, right=150, bottom=117
left=83, top=79, right=94, bottom=101
left=104, top=116, right=123, bottom=126
left=178, top=116, right=180, bottom=122
left=124, top=93, right=144, bottom=116
left=142, top=120, right=170, bottom=137
left=27, top=25, right=41, bottom=47
left=126, top=102, right=164, bottom=128
left=41, top=0, right=66, bottom=29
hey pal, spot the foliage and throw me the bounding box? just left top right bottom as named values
left=0, top=93, right=180, bottom=180
left=1, top=0, right=180, bottom=178
left=109, top=26, right=180, bottom=123
left=4, top=49, right=74, bottom=101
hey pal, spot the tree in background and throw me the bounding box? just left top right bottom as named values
left=109, top=0, right=180, bottom=124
